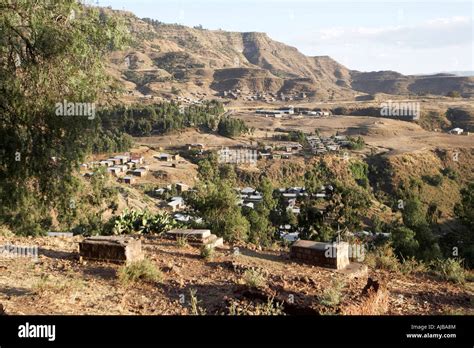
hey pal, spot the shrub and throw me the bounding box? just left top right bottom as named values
left=242, top=268, right=266, bottom=288
left=319, top=278, right=345, bottom=307
left=200, top=245, right=215, bottom=261
left=118, top=259, right=162, bottom=285
left=189, top=289, right=206, bottom=315
left=430, top=258, right=465, bottom=284
left=176, top=236, right=188, bottom=248
left=365, top=244, right=400, bottom=272
left=0, top=225, right=13, bottom=237
left=446, top=91, right=461, bottom=98
left=399, top=256, right=427, bottom=275
left=422, top=174, right=443, bottom=186
left=441, top=167, right=458, bottom=181
left=391, top=226, right=419, bottom=258
left=347, top=136, right=365, bottom=150
left=350, top=161, right=369, bottom=188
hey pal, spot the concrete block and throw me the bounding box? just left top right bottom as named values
left=290, top=240, right=350, bottom=269
left=79, top=236, right=143, bottom=264
left=167, top=229, right=211, bottom=241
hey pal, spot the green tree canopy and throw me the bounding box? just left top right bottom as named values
left=0, top=1, right=128, bottom=233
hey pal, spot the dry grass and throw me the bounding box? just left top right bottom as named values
left=228, top=297, right=285, bottom=316
left=242, top=268, right=266, bottom=288
left=32, top=274, right=85, bottom=295
left=200, top=245, right=215, bottom=261
left=399, top=256, right=427, bottom=275
left=176, top=236, right=188, bottom=248
left=118, top=259, right=162, bottom=286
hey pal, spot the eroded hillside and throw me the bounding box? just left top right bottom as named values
left=102, top=9, right=474, bottom=101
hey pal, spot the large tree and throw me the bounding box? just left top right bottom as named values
left=0, top=1, right=127, bottom=233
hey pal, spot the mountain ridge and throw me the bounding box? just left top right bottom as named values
left=104, top=8, right=474, bottom=101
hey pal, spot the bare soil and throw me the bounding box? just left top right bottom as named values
left=0, top=236, right=471, bottom=315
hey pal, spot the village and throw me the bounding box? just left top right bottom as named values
left=220, top=89, right=310, bottom=103
left=77, top=130, right=375, bottom=249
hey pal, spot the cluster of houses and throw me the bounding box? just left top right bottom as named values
left=237, top=187, right=264, bottom=209
left=220, top=90, right=309, bottom=103
left=236, top=185, right=334, bottom=212
left=80, top=150, right=185, bottom=184
left=308, top=135, right=350, bottom=155
left=234, top=185, right=335, bottom=242
left=214, top=136, right=350, bottom=164
left=213, top=134, right=352, bottom=163
left=154, top=152, right=181, bottom=162
left=149, top=181, right=388, bottom=244
left=256, top=107, right=332, bottom=118
left=156, top=184, right=206, bottom=224
left=153, top=183, right=190, bottom=213
left=80, top=153, right=147, bottom=184
left=173, top=95, right=206, bottom=106
left=258, top=142, right=303, bottom=160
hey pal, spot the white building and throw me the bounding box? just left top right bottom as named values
left=449, top=128, right=464, bottom=135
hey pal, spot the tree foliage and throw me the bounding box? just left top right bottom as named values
left=98, top=101, right=224, bottom=137
left=217, top=117, right=249, bottom=137
left=0, top=1, right=128, bottom=234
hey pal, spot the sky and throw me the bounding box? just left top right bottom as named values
left=95, top=0, right=473, bottom=75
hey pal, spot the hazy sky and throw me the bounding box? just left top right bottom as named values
left=96, top=0, right=473, bottom=75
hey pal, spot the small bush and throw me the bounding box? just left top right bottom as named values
left=118, top=259, right=162, bottom=285
left=446, top=91, right=461, bottom=98
left=399, top=256, right=427, bottom=275
left=189, top=289, right=206, bottom=315
left=200, top=245, right=215, bottom=261
left=430, top=258, right=465, bottom=284
left=176, top=236, right=188, bottom=248
left=319, top=278, right=345, bottom=307
left=422, top=174, right=443, bottom=186
left=365, top=244, right=400, bottom=272
left=441, top=167, right=458, bottom=181
left=0, top=225, right=14, bottom=237
left=242, top=268, right=266, bottom=288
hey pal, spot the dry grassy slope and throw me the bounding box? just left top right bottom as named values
left=102, top=8, right=474, bottom=100
left=381, top=148, right=473, bottom=223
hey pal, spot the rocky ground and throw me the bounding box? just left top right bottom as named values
left=0, top=235, right=472, bottom=315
